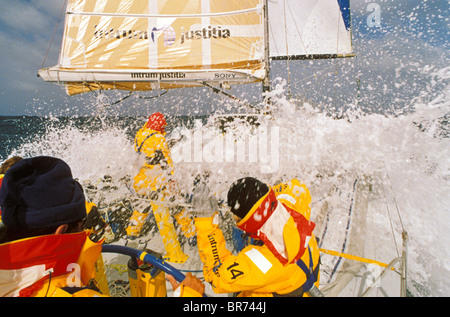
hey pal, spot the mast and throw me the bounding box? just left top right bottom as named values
left=262, top=0, right=271, bottom=94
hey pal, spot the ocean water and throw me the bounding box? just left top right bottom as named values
left=0, top=66, right=449, bottom=297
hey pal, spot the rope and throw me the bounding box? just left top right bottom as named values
left=382, top=183, right=400, bottom=257
left=138, top=90, right=169, bottom=99
left=336, top=0, right=342, bottom=59
left=282, top=0, right=291, bottom=98
left=327, top=178, right=358, bottom=283
left=384, top=172, right=406, bottom=231
left=381, top=167, right=408, bottom=257
left=41, top=0, right=67, bottom=68
left=284, top=0, right=307, bottom=56
left=319, top=248, right=393, bottom=270
left=108, top=264, right=129, bottom=275
left=293, top=63, right=345, bottom=102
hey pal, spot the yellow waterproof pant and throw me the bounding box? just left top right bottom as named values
left=173, top=208, right=196, bottom=240
left=132, top=166, right=195, bottom=263
left=151, top=201, right=189, bottom=263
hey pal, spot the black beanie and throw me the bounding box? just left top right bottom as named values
left=227, top=177, right=269, bottom=219
left=0, top=156, right=86, bottom=231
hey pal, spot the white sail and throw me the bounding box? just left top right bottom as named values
left=38, top=0, right=354, bottom=95
left=268, top=0, right=353, bottom=59
left=38, top=0, right=265, bottom=95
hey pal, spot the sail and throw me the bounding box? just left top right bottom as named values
left=38, top=0, right=266, bottom=95
left=38, top=0, right=354, bottom=96
left=268, top=0, right=354, bottom=60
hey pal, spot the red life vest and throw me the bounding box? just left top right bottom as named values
left=236, top=188, right=316, bottom=265
left=0, top=231, right=102, bottom=297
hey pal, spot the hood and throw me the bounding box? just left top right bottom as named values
left=146, top=112, right=166, bottom=133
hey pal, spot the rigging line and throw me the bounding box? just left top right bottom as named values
left=333, top=1, right=343, bottom=111
left=336, top=0, right=342, bottom=58
left=138, top=90, right=168, bottom=99
left=327, top=178, right=358, bottom=283
left=283, top=0, right=350, bottom=98
left=282, top=0, right=291, bottom=98
left=384, top=170, right=406, bottom=232
left=285, top=0, right=308, bottom=56
left=353, top=55, right=362, bottom=107
left=110, top=91, right=133, bottom=105
left=314, top=187, right=338, bottom=249
left=293, top=63, right=345, bottom=101
left=42, top=0, right=67, bottom=68
left=262, top=0, right=271, bottom=94
left=201, top=81, right=257, bottom=110
left=319, top=205, right=331, bottom=249
left=381, top=182, right=400, bottom=257
left=86, top=84, right=133, bottom=113
left=319, top=248, right=394, bottom=270
left=300, top=63, right=345, bottom=85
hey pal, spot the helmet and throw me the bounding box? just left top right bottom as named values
left=146, top=112, right=167, bottom=133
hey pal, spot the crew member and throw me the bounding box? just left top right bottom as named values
left=0, top=156, right=23, bottom=220
left=0, top=156, right=107, bottom=297
left=194, top=177, right=321, bottom=297
left=131, top=113, right=194, bottom=263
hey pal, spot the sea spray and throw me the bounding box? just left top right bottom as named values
left=2, top=66, right=448, bottom=296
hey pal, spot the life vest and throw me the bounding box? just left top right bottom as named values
left=0, top=231, right=105, bottom=297
left=234, top=186, right=319, bottom=295
left=236, top=186, right=316, bottom=266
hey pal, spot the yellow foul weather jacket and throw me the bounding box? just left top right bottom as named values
left=194, top=179, right=320, bottom=297
left=133, top=125, right=173, bottom=194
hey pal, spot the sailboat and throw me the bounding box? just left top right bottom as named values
left=37, top=0, right=353, bottom=102
left=37, top=0, right=408, bottom=297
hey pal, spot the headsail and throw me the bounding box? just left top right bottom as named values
left=38, top=0, right=266, bottom=96
left=38, top=0, right=354, bottom=96
left=268, top=0, right=354, bottom=60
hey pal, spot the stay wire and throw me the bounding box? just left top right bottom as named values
left=282, top=0, right=291, bottom=98
left=381, top=182, right=400, bottom=257
left=385, top=171, right=406, bottom=232
left=41, top=0, right=67, bottom=68
left=382, top=167, right=407, bottom=258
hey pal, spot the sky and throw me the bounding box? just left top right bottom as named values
left=0, top=0, right=448, bottom=116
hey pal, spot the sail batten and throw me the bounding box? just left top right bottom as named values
left=67, top=7, right=260, bottom=18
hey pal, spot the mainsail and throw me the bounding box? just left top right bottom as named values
left=38, top=0, right=354, bottom=96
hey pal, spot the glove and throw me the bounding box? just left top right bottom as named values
left=191, top=182, right=218, bottom=217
